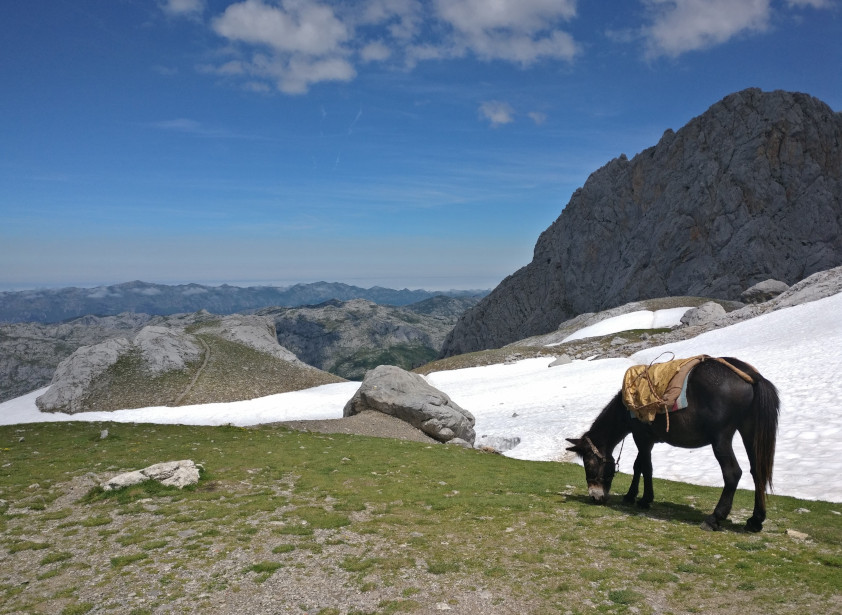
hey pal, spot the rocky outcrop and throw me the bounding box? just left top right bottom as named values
left=740, top=279, right=790, bottom=304
left=0, top=313, right=154, bottom=403
left=34, top=314, right=338, bottom=414
left=261, top=297, right=479, bottom=380
left=134, top=326, right=202, bottom=374
left=343, top=365, right=476, bottom=445
left=442, top=89, right=842, bottom=356
left=35, top=338, right=134, bottom=414
left=103, top=460, right=200, bottom=491
left=680, top=302, right=726, bottom=327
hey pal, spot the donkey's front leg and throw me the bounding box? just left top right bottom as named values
left=623, top=453, right=641, bottom=505
left=625, top=442, right=654, bottom=509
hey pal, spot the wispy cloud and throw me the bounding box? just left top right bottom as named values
left=148, top=118, right=269, bottom=140
left=641, top=0, right=772, bottom=58
left=159, top=0, right=205, bottom=18
left=478, top=101, right=515, bottom=127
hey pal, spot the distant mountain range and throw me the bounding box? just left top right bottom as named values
left=0, top=280, right=489, bottom=324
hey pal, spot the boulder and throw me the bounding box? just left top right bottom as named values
left=344, top=365, right=475, bottom=445
left=103, top=460, right=200, bottom=491
left=680, top=302, right=726, bottom=327
left=741, top=279, right=790, bottom=304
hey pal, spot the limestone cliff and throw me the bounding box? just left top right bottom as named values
left=442, top=88, right=842, bottom=356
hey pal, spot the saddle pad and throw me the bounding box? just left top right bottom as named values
left=621, top=356, right=706, bottom=423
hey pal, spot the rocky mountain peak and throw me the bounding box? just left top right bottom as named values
left=442, top=88, right=842, bottom=357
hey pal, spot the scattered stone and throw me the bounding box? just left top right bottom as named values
left=548, top=354, right=572, bottom=367
left=100, top=429, right=109, bottom=440
left=102, top=460, right=200, bottom=491
left=610, top=336, right=629, bottom=346
left=476, top=435, right=521, bottom=453
left=445, top=438, right=473, bottom=448
left=680, top=302, right=726, bottom=327
left=343, top=365, right=475, bottom=445
left=786, top=529, right=809, bottom=541
left=741, top=279, right=790, bottom=304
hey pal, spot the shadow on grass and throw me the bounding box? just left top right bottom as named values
left=565, top=493, right=750, bottom=533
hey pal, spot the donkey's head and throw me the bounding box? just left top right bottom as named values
left=566, top=436, right=615, bottom=503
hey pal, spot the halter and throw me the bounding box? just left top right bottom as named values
left=584, top=434, right=625, bottom=472
left=583, top=435, right=606, bottom=461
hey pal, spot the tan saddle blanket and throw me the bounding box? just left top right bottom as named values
left=622, top=355, right=754, bottom=423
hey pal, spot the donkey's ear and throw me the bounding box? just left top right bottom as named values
left=566, top=437, right=584, bottom=453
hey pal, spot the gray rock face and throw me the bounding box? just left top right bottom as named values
left=741, top=279, right=790, bottom=304
left=134, top=326, right=202, bottom=374
left=199, top=315, right=303, bottom=365
left=343, top=365, right=476, bottom=444
left=442, top=89, right=842, bottom=356
left=261, top=297, right=479, bottom=380
left=103, top=460, right=200, bottom=491
left=33, top=314, right=315, bottom=414
left=0, top=313, right=154, bottom=403
left=680, top=302, right=726, bottom=327
left=36, top=338, right=133, bottom=414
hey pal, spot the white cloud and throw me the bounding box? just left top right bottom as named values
left=527, top=111, right=547, bottom=125
left=201, top=0, right=582, bottom=94
left=160, top=0, right=205, bottom=17
left=208, top=0, right=356, bottom=94
left=212, top=0, right=349, bottom=55
left=479, top=100, right=515, bottom=127
left=360, top=41, right=392, bottom=62
left=642, top=0, right=772, bottom=58
left=433, top=0, right=580, bottom=65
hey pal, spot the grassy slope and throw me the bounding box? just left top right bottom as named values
left=76, top=332, right=345, bottom=412
left=1, top=422, right=840, bottom=615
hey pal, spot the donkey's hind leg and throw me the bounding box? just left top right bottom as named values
left=702, top=433, right=742, bottom=531
left=739, top=430, right=766, bottom=533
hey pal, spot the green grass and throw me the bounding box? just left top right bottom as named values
left=1, top=421, right=841, bottom=615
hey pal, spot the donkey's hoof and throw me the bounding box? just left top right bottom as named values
left=701, top=518, right=721, bottom=532
left=745, top=517, right=763, bottom=533
left=636, top=500, right=651, bottom=510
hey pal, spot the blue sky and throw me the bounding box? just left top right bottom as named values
left=2, top=0, right=840, bottom=291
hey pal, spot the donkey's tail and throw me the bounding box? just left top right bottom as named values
left=723, top=357, right=780, bottom=500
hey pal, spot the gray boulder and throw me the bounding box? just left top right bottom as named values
left=442, top=88, right=842, bottom=356
left=680, top=302, right=726, bottom=327
left=741, top=279, right=790, bottom=304
left=344, top=365, right=475, bottom=445
left=36, top=338, right=133, bottom=413
left=103, top=460, right=200, bottom=491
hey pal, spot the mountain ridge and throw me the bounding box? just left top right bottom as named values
left=0, top=280, right=489, bottom=325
